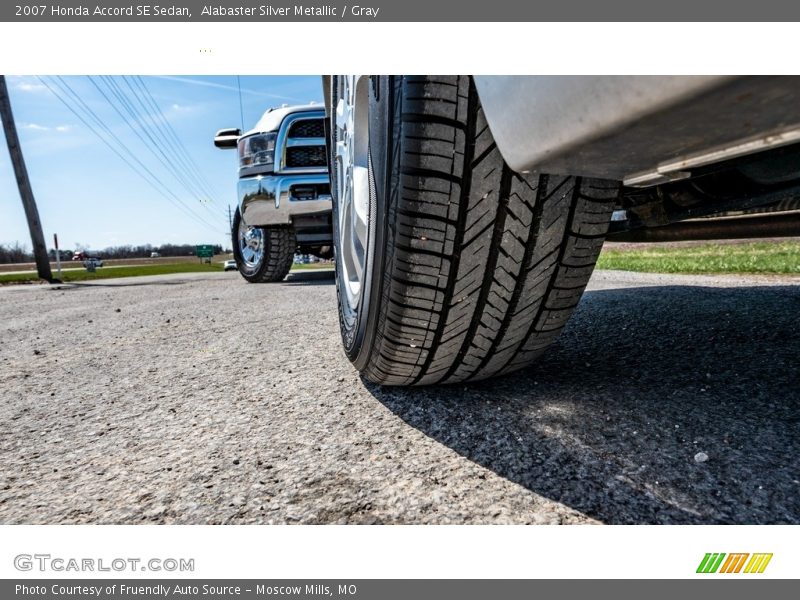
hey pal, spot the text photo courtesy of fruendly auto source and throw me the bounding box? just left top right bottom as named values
left=0, top=75, right=797, bottom=525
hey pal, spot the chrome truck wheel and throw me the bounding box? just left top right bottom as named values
left=238, top=216, right=265, bottom=277
left=231, top=207, right=295, bottom=283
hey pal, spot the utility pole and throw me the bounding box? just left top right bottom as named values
left=53, top=233, right=63, bottom=280
left=0, top=75, right=54, bottom=282
left=226, top=205, right=234, bottom=253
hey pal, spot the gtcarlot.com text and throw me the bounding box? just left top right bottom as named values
left=14, top=553, right=195, bottom=572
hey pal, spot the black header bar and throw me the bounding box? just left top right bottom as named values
left=5, top=0, right=800, bottom=22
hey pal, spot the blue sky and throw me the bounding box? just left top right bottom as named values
left=0, top=75, right=323, bottom=251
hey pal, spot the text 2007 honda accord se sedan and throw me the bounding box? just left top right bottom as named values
left=323, top=76, right=800, bottom=385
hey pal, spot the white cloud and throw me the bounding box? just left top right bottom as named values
left=9, top=76, right=47, bottom=93
left=17, top=82, right=46, bottom=92
left=153, top=76, right=303, bottom=102
left=18, top=123, right=72, bottom=133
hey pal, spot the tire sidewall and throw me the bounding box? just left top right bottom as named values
left=332, top=76, right=393, bottom=368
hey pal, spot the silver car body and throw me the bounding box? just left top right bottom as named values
left=472, top=75, right=800, bottom=187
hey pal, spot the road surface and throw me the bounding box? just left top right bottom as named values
left=0, top=269, right=797, bottom=524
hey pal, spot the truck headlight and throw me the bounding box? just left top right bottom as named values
left=239, top=132, right=277, bottom=171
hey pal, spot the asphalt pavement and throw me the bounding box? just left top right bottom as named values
left=0, top=269, right=798, bottom=524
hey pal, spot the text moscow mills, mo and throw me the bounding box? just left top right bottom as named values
left=25, top=4, right=382, bottom=18
left=16, top=584, right=360, bottom=597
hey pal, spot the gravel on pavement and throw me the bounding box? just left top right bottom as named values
left=0, top=269, right=797, bottom=524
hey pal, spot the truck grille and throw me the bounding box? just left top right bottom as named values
left=288, top=119, right=325, bottom=139
left=286, top=146, right=327, bottom=168
left=282, top=115, right=327, bottom=170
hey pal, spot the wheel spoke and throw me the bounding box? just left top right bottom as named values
left=335, top=139, right=349, bottom=165
left=349, top=228, right=364, bottom=279
left=352, top=166, right=369, bottom=225
left=334, top=75, right=371, bottom=310
left=335, top=98, right=350, bottom=133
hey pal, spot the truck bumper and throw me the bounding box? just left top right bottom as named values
left=239, top=174, right=332, bottom=227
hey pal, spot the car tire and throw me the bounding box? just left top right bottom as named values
left=231, top=207, right=294, bottom=283
left=331, top=75, right=621, bottom=386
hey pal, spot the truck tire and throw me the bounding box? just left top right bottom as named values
left=331, top=75, right=619, bottom=385
left=232, top=207, right=294, bottom=283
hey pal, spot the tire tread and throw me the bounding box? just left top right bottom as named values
left=247, top=227, right=295, bottom=283
left=360, top=76, right=619, bottom=385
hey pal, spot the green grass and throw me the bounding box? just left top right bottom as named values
left=0, top=262, right=223, bottom=284
left=597, top=241, right=800, bottom=274
left=5, top=242, right=796, bottom=282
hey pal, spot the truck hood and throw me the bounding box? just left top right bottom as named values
left=246, top=104, right=324, bottom=136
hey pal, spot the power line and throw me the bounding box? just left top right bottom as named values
left=236, top=75, right=245, bottom=131
left=39, top=76, right=225, bottom=236
left=119, top=76, right=223, bottom=208
left=109, top=76, right=229, bottom=218
left=64, top=75, right=225, bottom=234
left=131, top=76, right=226, bottom=207
left=119, top=77, right=216, bottom=203
left=90, top=75, right=221, bottom=221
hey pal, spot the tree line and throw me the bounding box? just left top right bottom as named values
left=0, top=242, right=227, bottom=263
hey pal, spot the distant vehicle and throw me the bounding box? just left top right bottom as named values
left=223, top=259, right=238, bottom=271
left=150, top=252, right=161, bottom=258
left=82, top=257, right=103, bottom=268
left=74, top=251, right=102, bottom=264
left=215, top=104, right=332, bottom=283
